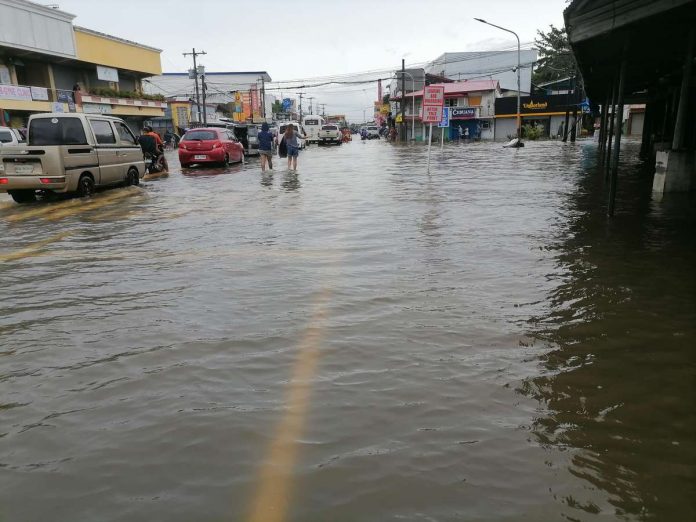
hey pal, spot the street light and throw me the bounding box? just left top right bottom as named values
left=474, top=18, right=522, bottom=143
left=396, top=71, right=417, bottom=141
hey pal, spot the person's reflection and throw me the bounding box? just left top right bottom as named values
left=260, top=172, right=273, bottom=188
left=281, top=171, right=300, bottom=191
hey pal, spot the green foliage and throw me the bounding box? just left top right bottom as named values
left=271, top=100, right=283, bottom=113
left=87, top=86, right=165, bottom=101
left=522, top=123, right=543, bottom=140
left=533, top=24, right=575, bottom=86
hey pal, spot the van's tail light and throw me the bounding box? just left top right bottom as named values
left=39, top=177, right=65, bottom=184
left=0, top=178, right=8, bottom=184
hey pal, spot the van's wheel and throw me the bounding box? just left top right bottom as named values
left=77, top=174, right=95, bottom=197
left=8, top=190, right=36, bottom=203
left=126, top=167, right=140, bottom=186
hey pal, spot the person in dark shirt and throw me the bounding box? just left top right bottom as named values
left=258, top=122, right=274, bottom=172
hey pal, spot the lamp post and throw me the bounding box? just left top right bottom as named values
left=397, top=71, right=417, bottom=141
left=474, top=18, right=522, bottom=142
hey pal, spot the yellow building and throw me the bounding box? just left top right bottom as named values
left=0, top=0, right=164, bottom=131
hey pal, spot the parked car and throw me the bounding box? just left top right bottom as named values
left=178, top=128, right=244, bottom=168
left=278, top=122, right=307, bottom=149
left=366, top=126, right=380, bottom=139
left=0, top=127, right=25, bottom=147
left=317, top=124, right=342, bottom=145
left=0, top=113, right=144, bottom=203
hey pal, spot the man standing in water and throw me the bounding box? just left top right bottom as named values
left=282, top=124, right=302, bottom=171
left=258, top=122, right=274, bottom=172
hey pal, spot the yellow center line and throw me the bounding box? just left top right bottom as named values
left=246, top=287, right=332, bottom=522
left=0, top=231, right=72, bottom=262
left=45, top=189, right=140, bottom=221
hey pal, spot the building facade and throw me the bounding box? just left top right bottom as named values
left=0, top=0, right=165, bottom=132
left=494, top=94, right=576, bottom=140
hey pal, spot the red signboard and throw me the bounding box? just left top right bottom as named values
left=423, top=85, right=444, bottom=107
left=422, top=105, right=443, bottom=123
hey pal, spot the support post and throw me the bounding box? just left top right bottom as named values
left=605, top=73, right=618, bottom=176
left=570, top=107, right=578, bottom=142
left=400, top=59, right=406, bottom=142
left=608, top=47, right=628, bottom=216
left=427, top=123, right=433, bottom=172
left=562, top=110, right=570, bottom=142
left=672, top=27, right=695, bottom=151
left=598, top=91, right=609, bottom=160
left=640, top=99, right=652, bottom=159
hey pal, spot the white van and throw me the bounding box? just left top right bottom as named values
left=278, top=121, right=308, bottom=149
left=302, top=115, right=325, bottom=144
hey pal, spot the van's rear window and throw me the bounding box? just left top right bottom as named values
left=304, top=119, right=319, bottom=126
left=29, top=117, right=87, bottom=146
left=183, top=130, right=217, bottom=140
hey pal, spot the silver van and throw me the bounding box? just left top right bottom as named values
left=0, top=113, right=145, bottom=203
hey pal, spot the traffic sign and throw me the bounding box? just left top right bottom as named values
left=438, top=107, right=450, bottom=128
left=422, top=105, right=443, bottom=124
left=423, top=85, right=445, bottom=107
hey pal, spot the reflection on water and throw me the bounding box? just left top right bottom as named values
left=522, top=142, right=696, bottom=520
left=0, top=142, right=694, bottom=521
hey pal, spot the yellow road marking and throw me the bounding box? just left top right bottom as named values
left=246, top=288, right=332, bottom=522
left=45, top=189, right=139, bottom=222
left=0, top=232, right=72, bottom=262
left=4, top=198, right=82, bottom=223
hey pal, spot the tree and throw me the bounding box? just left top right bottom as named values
left=271, top=100, right=283, bottom=114
left=533, top=25, right=576, bottom=86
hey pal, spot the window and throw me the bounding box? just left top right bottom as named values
left=304, top=119, right=319, bottom=126
left=0, top=130, right=12, bottom=143
left=29, top=117, right=87, bottom=146
left=182, top=130, right=217, bottom=140
left=321, top=125, right=338, bottom=130
left=247, top=126, right=258, bottom=137
left=445, top=99, right=458, bottom=108
left=115, top=122, right=137, bottom=145
left=90, top=120, right=116, bottom=145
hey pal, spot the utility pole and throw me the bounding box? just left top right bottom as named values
left=201, top=73, right=207, bottom=125
left=260, top=76, right=266, bottom=122
left=297, top=92, right=305, bottom=121
left=400, top=58, right=406, bottom=142
left=183, top=48, right=206, bottom=124
left=308, top=96, right=315, bottom=115
left=319, top=103, right=326, bottom=116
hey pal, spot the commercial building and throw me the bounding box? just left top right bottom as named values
left=494, top=94, right=576, bottom=140
left=392, top=79, right=500, bottom=141
left=0, top=0, right=165, bottom=131
left=426, top=50, right=537, bottom=94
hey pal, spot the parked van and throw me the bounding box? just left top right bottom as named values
left=302, top=115, right=325, bottom=144
left=0, top=113, right=145, bottom=203
left=278, top=121, right=308, bottom=149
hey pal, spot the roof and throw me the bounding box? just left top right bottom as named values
left=392, top=79, right=499, bottom=100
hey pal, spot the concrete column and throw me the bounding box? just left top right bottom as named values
left=608, top=48, right=628, bottom=216
left=672, top=27, right=695, bottom=151
left=598, top=93, right=609, bottom=159
left=605, top=75, right=617, bottom=178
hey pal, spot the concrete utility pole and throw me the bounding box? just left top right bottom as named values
left=318, top=103, right=326, bottom=116
left=397, top=71, right=416, bottom=141
left=400, top=58, right=406, bottom=142
left=307, top=96, right=315, bottom=115
left=297, top=92, right=305, bottom=121
left=259, top=76, right=266, bottom=122
left=183, top=48, right=206, bottom=123
left=474, top=18, right=521, bottom=142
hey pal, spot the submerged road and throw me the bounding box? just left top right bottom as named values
left=1, top=139, right=694, bottom=521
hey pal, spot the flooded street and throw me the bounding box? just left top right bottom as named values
left=1, top=139, right=694, bottom=521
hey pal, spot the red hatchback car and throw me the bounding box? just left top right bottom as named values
left=178, top=128, right=244, bottom=168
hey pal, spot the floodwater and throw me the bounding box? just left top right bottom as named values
left=0, top=139, right=694, bottom=521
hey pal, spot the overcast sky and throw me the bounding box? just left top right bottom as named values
left=54, top=0, right=567, bottom=120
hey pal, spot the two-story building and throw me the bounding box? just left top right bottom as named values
left=392, top=79, right=501, bottom=141
left=0, top=0, right=165, bottom=132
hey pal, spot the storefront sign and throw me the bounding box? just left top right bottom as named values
left=423, top=85, right=445, bottom=107
left=31, top=86, right=49, bottom=101
left=0, top=84, right=32, bottom=101
left=496, top=94, right=572, bottom=116
left=450, top=107, right=476, bottom=119
left=52, top=102, right=64, bottom=113
left=82, top=103, right=112, bottom=114
left=96, top=65, right=119, bottom=83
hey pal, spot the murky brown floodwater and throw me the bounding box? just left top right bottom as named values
left=1, top=139, right=694, bottom=521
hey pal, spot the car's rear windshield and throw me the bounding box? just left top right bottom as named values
left=182, top=130, right=217, bottom=141
left=279, top=125, right=299, bottom=133
left=367, top=126, right=378, bottom=130
left=29, top=117, right=87, bottom=146
left=247, top=127, right=258, bottom=137
left=322, top=125, right=338, bottom=130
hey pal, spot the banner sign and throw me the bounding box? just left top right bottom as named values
left=82, top=102, right=112, bottom=114
left=438, top=107, right=450, bottom=128
left=450, top=107, right=476, bottom=120
left=96, top=65, right=119, bottom=83
left=495, top=94, right=572, bottom=116
left=0, top=84, right=32, bottom=101
left=422, top=105, right=443, bottom=124
left=31, top=86, right=49, bottom=101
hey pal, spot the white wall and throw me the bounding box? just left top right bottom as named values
left=0, top=0, right=76, bottom=58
